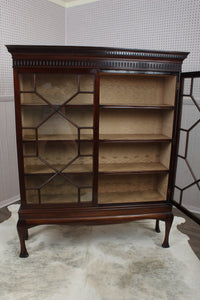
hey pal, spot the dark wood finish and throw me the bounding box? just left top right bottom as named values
left=17, top=220, right=29, bottom=257
left=92, top=70, right=100, bottom=205
left=162, top=214, right=174, bottom=248
left=155, top=219, right=161, bottom=233
left=100, top=105, right=175, bottom=110
left=2, top=206, right=200, bottom=259
left=6, top=45, right=189, bottom=72
left=6, top=45, right=189, bottom=257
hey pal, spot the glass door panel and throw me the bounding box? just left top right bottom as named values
left=20, top=72, right=95, bottom=205
left=25, top=174, right=93, bottom=204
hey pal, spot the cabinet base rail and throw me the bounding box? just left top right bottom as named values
left=17, top=207, right=173, bottom=258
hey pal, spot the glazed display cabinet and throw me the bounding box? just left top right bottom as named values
left=6, top=46, right=189, bottom=257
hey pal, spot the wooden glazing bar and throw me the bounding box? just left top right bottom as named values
left=33, top=73, right=36, bottom=91
left=92, top=71, right=100, bottom=204
left=78, top=188, right=80, bottom=203
left=78, top=128, right=80, bottom=156
left=38, top=189, right=41, bottom=205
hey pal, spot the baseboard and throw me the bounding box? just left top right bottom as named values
left=0, top=195, right=20, bottom=209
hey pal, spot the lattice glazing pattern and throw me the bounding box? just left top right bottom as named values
left=20, top=73, right=94, bottom=204
left=174, top=73, right=200, bottom=214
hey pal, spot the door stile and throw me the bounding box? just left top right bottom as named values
left=13, top=69, right=26, bottom=206
left=167, top=73, right=181, bottom=204
left=92, top=70, right=100, bottom=204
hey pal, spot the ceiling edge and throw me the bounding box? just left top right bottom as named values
left=47, top=0, right=100, bottom=8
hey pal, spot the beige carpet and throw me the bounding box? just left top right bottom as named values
left=0, top=205, right=200, bottom=300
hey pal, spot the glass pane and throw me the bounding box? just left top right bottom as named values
left=36, top=74, right=78, bottom=105
left=24, top=157, right=55, bottom=174
left=22, top=129, right=37, bottom=141
left=35, top=73, right=94, bottom=105
left=61, top=107, right=93, bottom=127
left=38, top=113, right=77, bottom=141
left=21, top=93, right=47, bottom=105
left=25, top=174, right=52, bottom=204
left=25, top=173, right=93, bottom=204
left=26, top=190, right=38, bottom=204
left=38, top=141, right=78, bottom=171
left=19, top=73, right=35, bottom=91
left=21, top=106, right=53, bottom=128
left=23, top=142, right=37, bottom=157
left=80, top=188, right=92, bottom=202
left=63, top=156, right=93, bottom=173
left=68, top=93, right=93, bottom=105
left=80, top=75, right=94, bottom=92
left=40, top=175, right=78, bottom=204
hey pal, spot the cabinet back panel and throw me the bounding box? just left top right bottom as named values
left=98, top=174, right=168, bottom=204
left=99, top=143, right=171, bottom=168
left=99, top=110, right=174, bottom=137
left=100, top=74, right=176, bottom=106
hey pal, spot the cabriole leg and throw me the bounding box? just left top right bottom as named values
left=25, top=227, right=29, bottom=240
left=17, top=220, right=29, bottom=258
left=162, top=214, right=174, bottom=248
left=155, top=220, right=160, bottom=233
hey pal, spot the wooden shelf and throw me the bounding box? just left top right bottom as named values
left=24, top=162, right=168, bottom=175
left=23, top=134, right=93, bottom=142
left=99, top=162, right=168, bottom=174
left=24, top=163, right=92, bottom=174
left=26, top=193, right=92, bottom=204
left=21, top=103, right=174, bottom=110
left=99, top=134, right=171, bottom=142
left=23, top=133, right=171, bottom=142
left=21, top=104, right=93, bottom=109
left=98, top=190, right=165, bottom=204
left=100, top=104, right=174, bottom=110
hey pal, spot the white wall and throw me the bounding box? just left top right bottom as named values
left=66, top=0, right=200, bottom=72
left=1, top=0, right=199, bottom=212
left=0, top=0, right=65, bottom=208
left=66, top=0, right=200, bottom=213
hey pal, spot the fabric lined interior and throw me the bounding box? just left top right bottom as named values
left=98, top=174, right=169, bottom=204
left=100, top=74, right=176, bottom=106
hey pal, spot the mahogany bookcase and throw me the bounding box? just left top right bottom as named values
left=6, top=45, right=189, bottom=257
